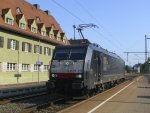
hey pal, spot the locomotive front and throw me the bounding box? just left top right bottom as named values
left=46, top=45, right=87, bottom=95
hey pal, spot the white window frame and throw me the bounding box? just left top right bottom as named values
left=6, top=18, right=13, bottom=25
left=10, top=40, right=16, bottom=50
left=49, top=34, right=54, bottom=38
left=24, top=43, right=29, bottom=52
left=34, top=64, right=39, bottom=71
left=31, top=27, right=37, bottom=33
left=20, top=23, right=26, bottom=30
left=16, top=7, right=22, bottom=13
left=41, top=31, right=46, bottom=36
left=45, top=47, right=49, bottom=55
left=22, top=64, right=29, bottom=71
left=44, top=65, right=49, bottom=71
left=35, top=45, right=40, bottom=54
left=7, top=63, right=16, bottom=71
left=57, top=37, right=61, bottom=41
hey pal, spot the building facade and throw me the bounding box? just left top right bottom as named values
left=0, top=0, right=69, bottom=84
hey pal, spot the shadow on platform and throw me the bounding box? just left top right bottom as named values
left=137, top=96, right=150, bottom=99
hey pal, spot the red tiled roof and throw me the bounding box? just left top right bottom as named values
left=46, top=27, right=52, bottom=33
left=37, top=23, right=44, bottom=30
left=2, top=8, right=10, bottom=16
left=16, top=14, right=24, bottom=22
left=28, top=19, right=34, bottom=26
left=60, top=33, right=65, bottom=38
left=53, top=30, right=59, bottom=35
left=0, top=0, right=70, bottom=45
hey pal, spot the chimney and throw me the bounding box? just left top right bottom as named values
left=33, top=4, right=40, bottom=9
left=44, top=10, right=51, bottom=15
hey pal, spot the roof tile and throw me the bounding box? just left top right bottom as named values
left=0, top=0, right=69, bottom=45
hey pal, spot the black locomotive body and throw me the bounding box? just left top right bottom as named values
left=46, top=44, right=125, bottom=96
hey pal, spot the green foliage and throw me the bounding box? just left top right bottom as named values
left=125, top=65, right=132, bottom=73
left=140, top=62, right=150, bottom=73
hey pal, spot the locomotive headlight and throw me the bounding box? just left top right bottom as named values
left=76, top=74, right=82, bottom=78
left=51, top=74, right=57, bottom=78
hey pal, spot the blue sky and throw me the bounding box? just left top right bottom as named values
left=27, top=0, right=150, bottom=66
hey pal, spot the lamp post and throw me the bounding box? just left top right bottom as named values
left=37, top=37, right=43, bottom=83
left=145, top=35, right=150, bottom=62
left=37, top=39, right=40, bottom=83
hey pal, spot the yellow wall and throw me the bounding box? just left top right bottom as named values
left=0, top=30, right=55, bottom=85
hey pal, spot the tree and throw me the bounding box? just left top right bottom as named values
left=125, top=65, right=133, bottom=73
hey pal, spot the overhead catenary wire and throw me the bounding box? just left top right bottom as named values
left=51, top=0, right=85, bottom=23
left=51, top=0, right=143, bottom=65
left=74, top=0, right=148, bottom=64
left=73, top=0, right=127, bottom=52
left=134, top=54, right=145, bottom=60
left=51, top=0, right=125, bottom=52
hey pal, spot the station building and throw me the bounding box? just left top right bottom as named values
left=0, top=0, right=69, bottom=84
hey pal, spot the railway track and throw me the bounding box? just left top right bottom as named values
left=0, top=91, right=69, bottom=113
left=0, top=74, right=138, bottom=113
left=20, top=98, right=66, bottom=113
left=19, top=77, right=131, bottom=113
left=0, top=92, right=48, bottom=105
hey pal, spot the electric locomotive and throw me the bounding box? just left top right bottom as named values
left=46, top=43, right=125, bottom=96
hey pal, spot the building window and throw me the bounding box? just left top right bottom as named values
left=34, top=64, right=39, bottom=71
left=8, top=39, right=19, bottom=50
left=44, top=65, right=49, bottom=71
left=6, top=18, right=13, bottom=25
left=16, top=7, right=22, bottom=13
left=22, top=42, right=31, bottom=52
left=49, top=34, right=54, bottom=38
left=31, top=27, right=37, bottom=33
left=0, top=62, right=1, bottom=71
left=44, top=47, right=51, bottom=55
left=51, top=24, right=55, bottom=29
left=34, top=45, right=42, bottom=54
left=20, top=23, right=26, bottom=30
left=7, top=63, right=16, bottom=71
left=22, top=64, right=29, bottom=71
left=0, top=36, right=4, bottom=48
left=11, top=40, right=16, bottom=50
left=57, top=37, right=61, bottom=41
left=36, top=17, right=41, bottom=22
left=41, top=31, right=46, bottom=36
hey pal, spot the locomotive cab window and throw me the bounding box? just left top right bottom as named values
left=53, top=47, right=87, bottom=60
left=70, top=48, right=86, bottom=60
left=54, top=49, right=69, bottom=60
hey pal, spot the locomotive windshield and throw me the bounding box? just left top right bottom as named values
left=54, top=49, right=69, bottom=60
left=53, top=47, right=86, bottom=60
left=70, top=48, right=85, bottom=60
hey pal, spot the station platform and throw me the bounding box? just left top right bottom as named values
left=0, top=82, right=47, bottom=99
left=58, top=75, right=150, bottom=113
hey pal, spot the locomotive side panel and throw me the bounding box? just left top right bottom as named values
left=84, top=45, right=125, bottom=90
left=87, top=50, right=103, bottom=89
left=83, top=46, right=95, bottom=89
left=101, top=54, right=125, bottom=83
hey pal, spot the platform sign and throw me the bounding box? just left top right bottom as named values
left=36, top=61, right=43, bottom=65
left=14, top=74, right=21, bottom=77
